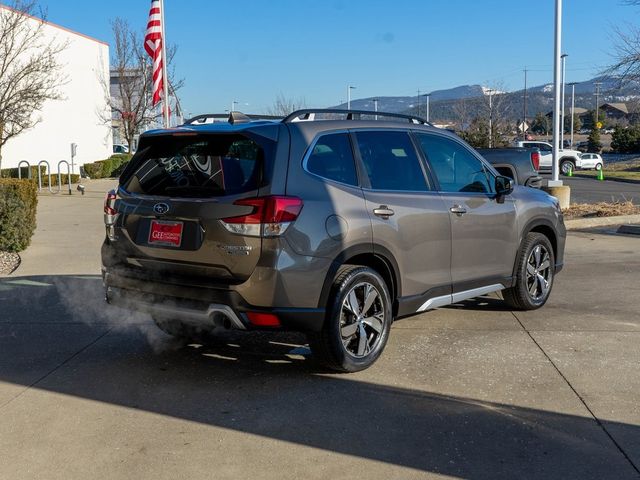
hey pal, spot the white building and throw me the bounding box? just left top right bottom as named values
left=1, top=6, right=112, bottom=173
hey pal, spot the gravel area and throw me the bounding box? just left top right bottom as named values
left=0, top=251, right=20, bottom=275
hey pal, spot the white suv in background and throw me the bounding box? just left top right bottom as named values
left=514, top=141, right=583, bottom=175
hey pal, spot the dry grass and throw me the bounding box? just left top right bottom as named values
left=563, top=200, right=640, bottom=219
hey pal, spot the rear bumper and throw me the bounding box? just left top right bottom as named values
left=103, top=270, right=326, bottom=333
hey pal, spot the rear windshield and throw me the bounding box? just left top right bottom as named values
left=121, top=134, right=272, bottom=197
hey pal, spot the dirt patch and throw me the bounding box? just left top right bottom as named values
left=0, top=251, right=20, bottom=275
left=564, top=200, right=640, bottom=220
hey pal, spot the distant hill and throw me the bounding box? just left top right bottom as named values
left=330, top=76, right=640, bottom=124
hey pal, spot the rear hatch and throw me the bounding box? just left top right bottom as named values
left=109, top=130, right=277, bottom=285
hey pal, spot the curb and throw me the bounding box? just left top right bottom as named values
left=572, top=174, right=640, bottom=185
left=564, top=214, right=640, bottom=230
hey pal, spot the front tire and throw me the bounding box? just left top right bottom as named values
left=561, top=160, right=575, bottom=175
left=595, top=163, right=603, bottom=171
left=308, top=266, right=392, bottom=372
left=503, top=233, right=555, bottom=311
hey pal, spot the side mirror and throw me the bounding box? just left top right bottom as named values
left=495, top=175, right=514, bottom=200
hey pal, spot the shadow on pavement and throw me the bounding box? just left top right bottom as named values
left=0, top=275, right=638, bottom=479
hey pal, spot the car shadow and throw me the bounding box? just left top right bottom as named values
left=444, top=295, right=514, bottom=312
left=0, top=275, right=638, bottom=479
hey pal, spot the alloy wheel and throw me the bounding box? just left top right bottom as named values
left=526, top=244, right=552, bottom=301
left=340, top=282, right=386, bottom=358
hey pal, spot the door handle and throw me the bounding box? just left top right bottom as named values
left=450, top=205, right=467, bottom=216
left=373, top=206, right=395, bottom=218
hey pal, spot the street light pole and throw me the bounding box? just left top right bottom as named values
left=550, top=0, right=563, bottom=185
left=426, top=93, right=431, bottom=123
left=561, top=53, right=568, bottom=148
left=373, top=98, right=379, bottom=120
left=347, top=86, right=356, bottom=110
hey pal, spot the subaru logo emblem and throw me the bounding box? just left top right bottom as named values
left=153, top=203, right=170, bottom=215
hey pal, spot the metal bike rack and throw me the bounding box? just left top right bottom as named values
left=17, top=160, right=32, bottom=179
left=37, top=160, right=54, bottom=193
left=56, top=160, right=72, bottom=195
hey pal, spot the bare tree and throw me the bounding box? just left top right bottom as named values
left=452, top=98, right=471, bottom=131
left=105, top=18, right=182, bottom=152
left=605, top=1, right=640, bottom=85
left=266, top=93, right=306, bottom=117
left=0, top=0, right=67, bottom=171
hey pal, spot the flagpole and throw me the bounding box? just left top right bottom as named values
left=160, top=0, right=170, bottom=128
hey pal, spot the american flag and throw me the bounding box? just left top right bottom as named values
left=144, top=0, right=164, bottom=107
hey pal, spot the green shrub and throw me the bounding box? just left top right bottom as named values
left=83, top=154, right=132, bottom=179
left=36, top=174, right=81, bottom=187
left=0, top=179, right=38, bottom=252
left=0, top=165, right=47, bottom=180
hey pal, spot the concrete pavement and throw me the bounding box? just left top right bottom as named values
left=0, top=188, right=639, bottom=479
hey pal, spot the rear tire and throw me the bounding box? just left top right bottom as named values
left=595, top=163, right=603, bottom=171
left=308, top=265, right=392, bottom=372
left=503, top=232, right=555, bottom=311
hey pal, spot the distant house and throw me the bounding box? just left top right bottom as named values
left=545, top=107, right=590, bottom=124
left=599, top=103, right=628, bottom=120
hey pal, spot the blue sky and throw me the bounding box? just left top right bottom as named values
left=37, top=0, right=637, bottom=115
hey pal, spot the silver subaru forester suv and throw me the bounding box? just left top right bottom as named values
left=102, top=109, right=565, bottom=372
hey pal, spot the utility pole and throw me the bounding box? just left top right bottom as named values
left=417, top=89, right=421, bottom=118
left=594, top=81, right=602, bottom=129
left=523, top=67, right=528, bottom=140
left=568, top=82, right=577, bottom=147
left=373, top=98, right=379, bottom=120
left=487, top=89, right=495, bottom=148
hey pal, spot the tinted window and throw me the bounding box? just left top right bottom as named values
left=355, top=131, right=428, bottom=191
left=416, top=134, right=494, bottom=193
left=306, top=133, right=358, bottom=186
left=122, top=134, right=269, bottom=197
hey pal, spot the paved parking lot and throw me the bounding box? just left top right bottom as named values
left=542, top=174, right=640, bottom=204
left=1, top=183, right=639, bottom=479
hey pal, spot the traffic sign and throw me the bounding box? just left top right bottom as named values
left=596, top=122, right=603, bottom=129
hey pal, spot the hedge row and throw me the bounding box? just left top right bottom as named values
left=0, top=165, right=46, bottom=179
left=83, top=154, right=132, bottom=179
left=0, top=179, right=38, bottom=252
left=37, top=174, right=81, bottom=187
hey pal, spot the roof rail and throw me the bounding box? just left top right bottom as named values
left=282, top=109, right=431, bottom=125
left=183, top=112, right=283, bottom=125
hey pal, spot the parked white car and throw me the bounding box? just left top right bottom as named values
left=514, top=140, right=587, bottom=174
left=579, top=153, right=604, bottom=170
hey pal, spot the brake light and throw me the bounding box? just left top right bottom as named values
left=531, top=152, right=540, bottom=171
left=220, top=196, right=303, bottom=237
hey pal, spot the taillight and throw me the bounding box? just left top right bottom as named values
left=531, top=152, right=540, bottom=171
left=104, top=190, right=118, bottom=240
left=104, top=190, right=117, bottom=216
left=220, top=196, right=303, bottom=237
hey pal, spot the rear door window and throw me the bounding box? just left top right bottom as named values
left=122, top=134, right=271, bottom=197
left=354, top=131, right=429, bottom=191
left=305, top=133, right=358, bottom=186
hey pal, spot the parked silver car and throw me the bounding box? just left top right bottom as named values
left=102, top=109, right=566, bottom=372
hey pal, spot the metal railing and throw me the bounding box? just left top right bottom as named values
left=15, top=160, right=74, bottom=195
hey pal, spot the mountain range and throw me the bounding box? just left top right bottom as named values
left=332, top=76, right=640, bottom=123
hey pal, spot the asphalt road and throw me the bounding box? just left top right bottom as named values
left=1, top=182, right=639, bottom=479
left=542, top=174, right=640, bottom=205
